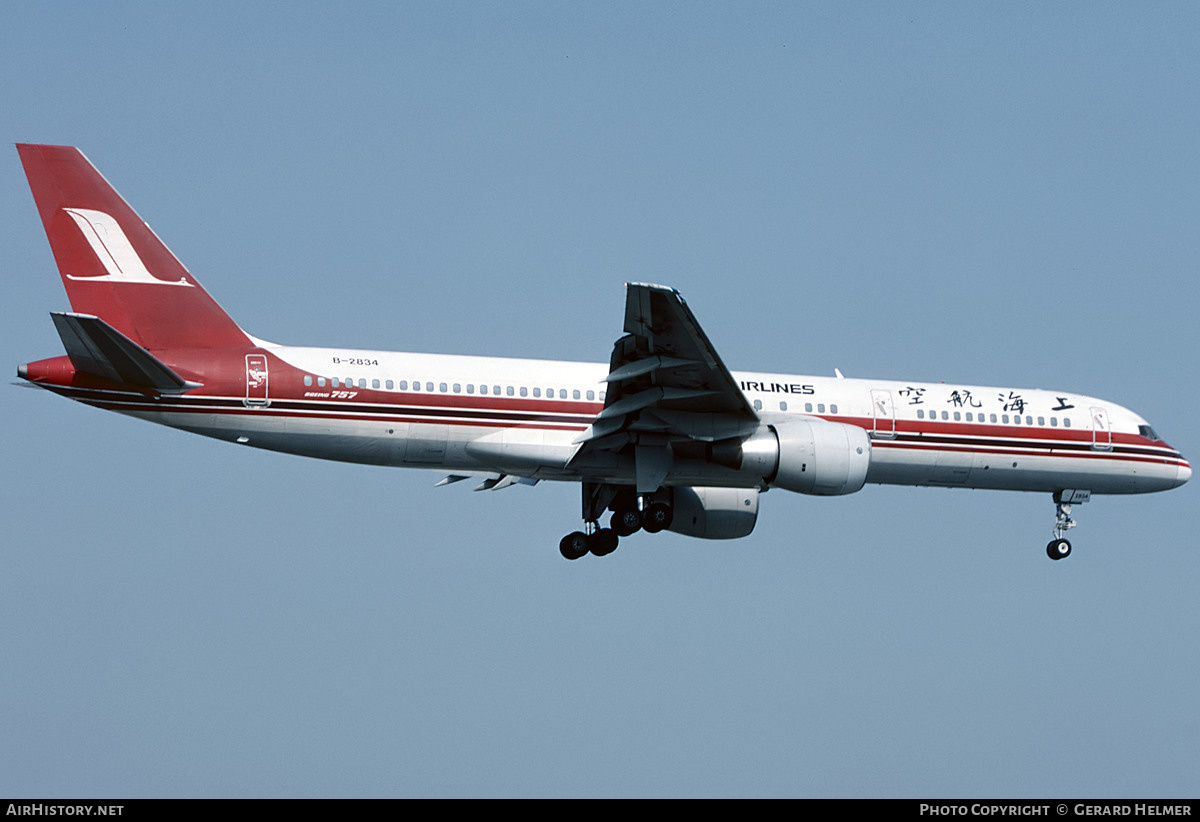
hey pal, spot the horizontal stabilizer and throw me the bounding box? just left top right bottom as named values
left=50, top=312, right=201, bottom=393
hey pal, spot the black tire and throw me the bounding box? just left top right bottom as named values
left=590, top=528, right=619, bottom=556
left=1046, top=538, right=1072, bottom=560
left=642, top=502, right=673, bottom=533
left=560, top=531, right=589, bottom=560
left=610, top=507, right=642, bottom=537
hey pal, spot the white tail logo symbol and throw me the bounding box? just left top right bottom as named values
left=63, top=208, right=192, bottom=286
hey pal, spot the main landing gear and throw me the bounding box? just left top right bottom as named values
left=559, top=483, right=674, bottom=560
left=1046, top=489, right=1090, bottom=561
left=559, top=525, right=619, bottom=560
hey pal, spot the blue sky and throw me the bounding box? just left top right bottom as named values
left=2, top=2, right=1197, bottom=798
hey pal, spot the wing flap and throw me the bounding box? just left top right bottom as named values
left=604, top=354, right=695, bottom=383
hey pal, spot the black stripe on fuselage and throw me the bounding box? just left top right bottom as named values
left=41, top=384, right=1185, bottom=465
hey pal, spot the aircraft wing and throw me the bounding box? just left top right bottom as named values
left=572, top=283, right=760, bottom=490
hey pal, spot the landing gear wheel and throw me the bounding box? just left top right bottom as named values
left=641, top=502, right=673, bottom=533
left=559, top=531, right=590, bottom=561
left=611, top=507, right=642, bottom=537
left=1046, top=538, right=1072, bottom=561
left=590, top=528, right=619, bottom=556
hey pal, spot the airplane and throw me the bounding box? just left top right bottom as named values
left=15, top=144, right=1191, bottom=561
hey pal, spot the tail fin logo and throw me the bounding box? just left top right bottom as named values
left=63, top=208, right=192, bottom=287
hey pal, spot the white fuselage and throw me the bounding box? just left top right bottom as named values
left=92, top=343, right=1188, bottom=497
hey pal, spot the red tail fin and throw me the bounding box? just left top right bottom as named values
left=17, top=144, right=249, bottom=350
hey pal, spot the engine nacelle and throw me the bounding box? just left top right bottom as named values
left=731, top=419, right=871, bottom=496
left=667, top=486, right=759, bottom=540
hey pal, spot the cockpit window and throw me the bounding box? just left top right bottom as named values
left=1139, top=424, right=1161, bottom=441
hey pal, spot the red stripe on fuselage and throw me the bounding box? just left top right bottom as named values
left=46, top=382, right=1186, bottom=468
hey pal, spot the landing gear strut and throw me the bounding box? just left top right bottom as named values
left=1046, top=489, right=1089, bottom=561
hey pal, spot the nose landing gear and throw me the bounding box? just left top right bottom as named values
left=1046, top=489, right=1089, bottom=560
left=1046, top=537, right=1072, bottom=560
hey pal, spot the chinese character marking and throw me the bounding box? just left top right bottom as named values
left=999, top=391, right=1026, bottom=414
left=948, top=389, right=982, bottom=408
left=1051, top=397, right=1075, bottom=411
left=899, top=386, right=926, bottom=405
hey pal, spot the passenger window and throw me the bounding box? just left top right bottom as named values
left=493, top=386, right=500, bottom=395
left=1026, top=416, right=1032, bottom=425
left=586, top=390, right=595, bottom=401
left=1064, top=418, right=1071, bottom=428
left=439, top=382, right=448, bottom=392
left=304, top=376, right=312, bottom=386
left=1038, top=416, right=1044, bottom=426
left=479, top=385, right=487, bottom=395
left=386, top=380, right=394, bottom=390
left=398, top=380, right=406, bottom=390
left=753, top=399, right=763, bottom=411
left=917, top=409, right=924, bottom=419
left=1050, top=417, right=1058, bottom=427
left=990, top=413, right=997, bottom=423
left=507, top=386, right=515, bottom=397
left=358, top=379, right=366, bottom=389
left=426, top=382, right=434, bottom=392
left=332, top=377, right=340, bottom=388
left=318, top=377, right=326, bottom=387
left=830, top=404, right=838, bottom=414
left=780, top=401, right=788, bottom=411
left=805, top=403, right=813, bottom=412
left=818, top=403, right=826, bottom=413
left=953, top=412, right=960, bottom=421
left=467, top=384, right=474, bottom=394
left=941, top=411, right=949, bottom=420
left=453, top=384, right=461, bottom=393
left=372, top=379, right=380, bottom=389
left=520, top=387, right=528, bottom=397
left=1002, top=414, right=1009, bottom=423
left=533, top=388, right=541, bottom=398
left=573, top=389, right=581, bottom=400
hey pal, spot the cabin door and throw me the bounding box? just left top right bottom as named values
left=870, top=389, right=896, bottom=438
left=1090, top=406, right=1112, bottom=450
left=245, top=354, right=269, bottom=407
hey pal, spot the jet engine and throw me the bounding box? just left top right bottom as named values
left=667, top=486, right=760, bottom=540
left=714, top=419, right=871, bottom=496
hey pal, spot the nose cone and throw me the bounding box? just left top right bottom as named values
left=1177, top=459, right=1192, bottom=488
